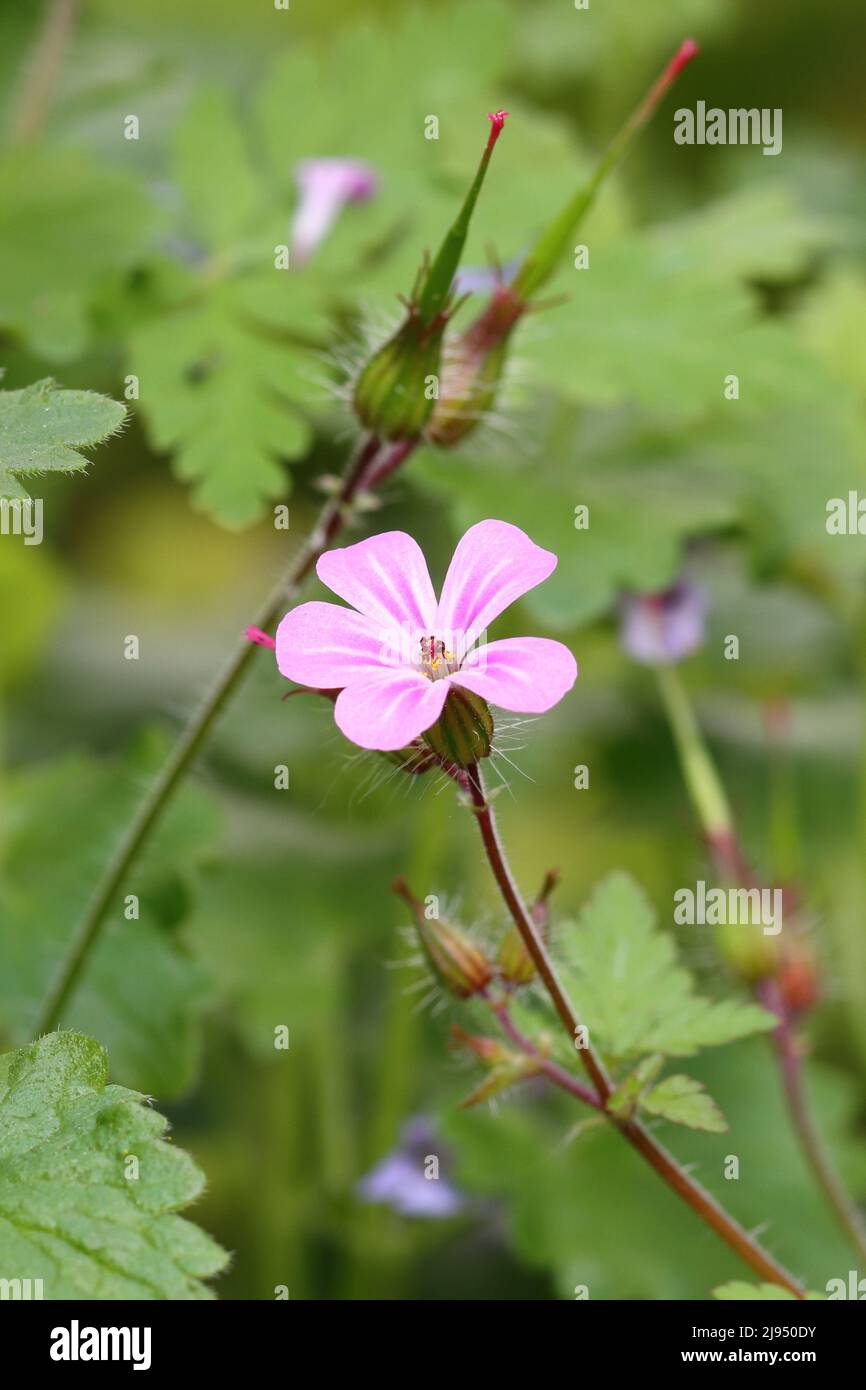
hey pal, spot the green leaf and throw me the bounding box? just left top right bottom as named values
left=0, top=151, right=162, bottom=359
left=0, top=1032, right=227, bottom=1299
left=129, top=282, right=318, bottom=528
left=0, top=734, right=220, bottom=1096
left=606, top=1053, right=664, bottom=1118
left=172, top=87, right=263, bottom=253
left=442, top=1041, right=866, bottom=1299
left=640, top=1073, right=728, bottom=1133
left=713, top=1282, right=823, bottom=1301
left=183, top=849, right=401, bottom=1059
left=254, top=2, right=607, bottom=305
left=557, top=871, right=775, bottom=1061
left=127, top=82, right=332, bottom=528
left=0, top=379, right=125, bottom=502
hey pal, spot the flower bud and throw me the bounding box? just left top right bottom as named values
left=352, top=112, right=508, bottom=441
left=715, top=917, right=780, bottom=985
left=427, top=286, right=523, bottom=447
left=429, top=41, right=699, bottom=448
left=496, top=871, right=557, bottom=985
left=422, top=687, right=493, bottom=768
left=450, top=1026, right=541, bottom=1107
left=418, top=918, right=492, bottom=999
left=393, top=877, right=492, bottom=998
left=353, top=307, right=449, bottom=440
left=497, top=926, right=536, bottom=985
left=776, top=943, right=820, bottom=1018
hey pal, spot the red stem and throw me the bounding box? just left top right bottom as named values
left=460, top=761, right=805, bottom=1297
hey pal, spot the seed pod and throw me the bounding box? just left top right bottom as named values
left=352, top=112, right=508, bottom=441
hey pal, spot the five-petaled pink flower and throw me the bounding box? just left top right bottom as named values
left=275, top=520, right=577, bottom=751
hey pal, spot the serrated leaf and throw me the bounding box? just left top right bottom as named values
left=173, top=87, right=263, bottom=253
left=459, top=1054, right=541, bottom=1109
left=0, top=734, right=220, bottom=1096
left=0, top=379, right=125, bottom=502
left=442, top=1040, right=866, bottom=1298
left=640, top=1073, right=727, bottom=1133
left=127, top=81, right=332, bottom=528
left=0, top=1032, right=227, bottom=1299
left=557, top=872, right=775, bottom=1061
left=606, top=1053, right=664, bottom=1118
left=0, top=151, right=162, bottom=359
left=713, top=1281, right=823, bottom=1301
left=129, top=285, right=318, bottom=527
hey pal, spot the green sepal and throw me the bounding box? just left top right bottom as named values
left=423, top=687, right=493, bottom=767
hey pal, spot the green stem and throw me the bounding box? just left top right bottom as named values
left=655, top=664, right=733, bottom=838
left=462, top=760, right=805, bottom=1297
left=8, top=0, right=80, bottom=145
left=30, top=431, right=415, bottom=1038
left=658, top=664, right=866, bottom=1265
left=760, top=980, right=866, bottom=1265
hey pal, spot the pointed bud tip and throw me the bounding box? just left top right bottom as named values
left=668, top=38, right=700, bottom=82
left=486, top=109, right=509, bottom=147
left=245, top=625, right=276, bottom=650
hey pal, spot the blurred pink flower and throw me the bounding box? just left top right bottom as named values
left=620, top=580, right=707, bottom=665
left=290, top=158, right=378, bottom=263
left=275, top=520, right=577, bottom=751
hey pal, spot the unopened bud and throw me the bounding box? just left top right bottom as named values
left=393, top=876, right=492, bottom=998
left=423, top=687, right=493, bottom=768
left=353, top=111, right=508, bottom=441
left=429, top=41, right=699, bottom=448
left=497, top=926, right=536, bottom=985
left=776, top=944, right=820, bottom=1018
left=715, top=917, right=780, bottom=985
left=353, top=307, right=448, bottom=440
left=427, top=286, right=522, bottom=446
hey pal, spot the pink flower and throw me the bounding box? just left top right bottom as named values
left=290, top=158, right=378, bottom=264
left=620, top=580, right=707, bottom=665
left=275, top=520, right=577, bottom=752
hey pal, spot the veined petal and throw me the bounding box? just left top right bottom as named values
left=276, top=601, right=397, bottom=689
left=452, top=637, right=577, bottom=713
left=317, top=531, right=438, bottom=635
left=436, top=520, right=557, bottom=645
left=334, top=669, right=449, bottom=751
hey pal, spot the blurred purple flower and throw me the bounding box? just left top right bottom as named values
left=357, top=1117, right=465, bottom=1219
left=620, top=580, right=708, bottom=665
left=451, top=255, right=522, bottom=296
left=290, top=158, right=378, bottom=263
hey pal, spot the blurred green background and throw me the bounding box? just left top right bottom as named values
left=1, top=0, right=865, bottom=1299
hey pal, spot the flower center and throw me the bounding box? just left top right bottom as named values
left=418, top=634, right=459, bottom=681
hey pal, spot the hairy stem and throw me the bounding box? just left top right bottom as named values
left=31, top=432, right=417, bottom=1037
left=760, top=985, right=866, bottom=1263
left=487, top=996, right=603, bottom=1111
left=656, top=663, right=866, bottom=1264
left=8, top=0, right=79, bottom=145
left=462, top=760, right=805, bottom=1297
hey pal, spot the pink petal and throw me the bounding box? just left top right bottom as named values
left=334, top=669, right=450, bottom=751
left=317, top=531, right=438, bottom=637
left=436, top=520, right=558, bottom=646
left=275, top=601, right=397, bottom=689
left=451, top=637, right=577, bottom=713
